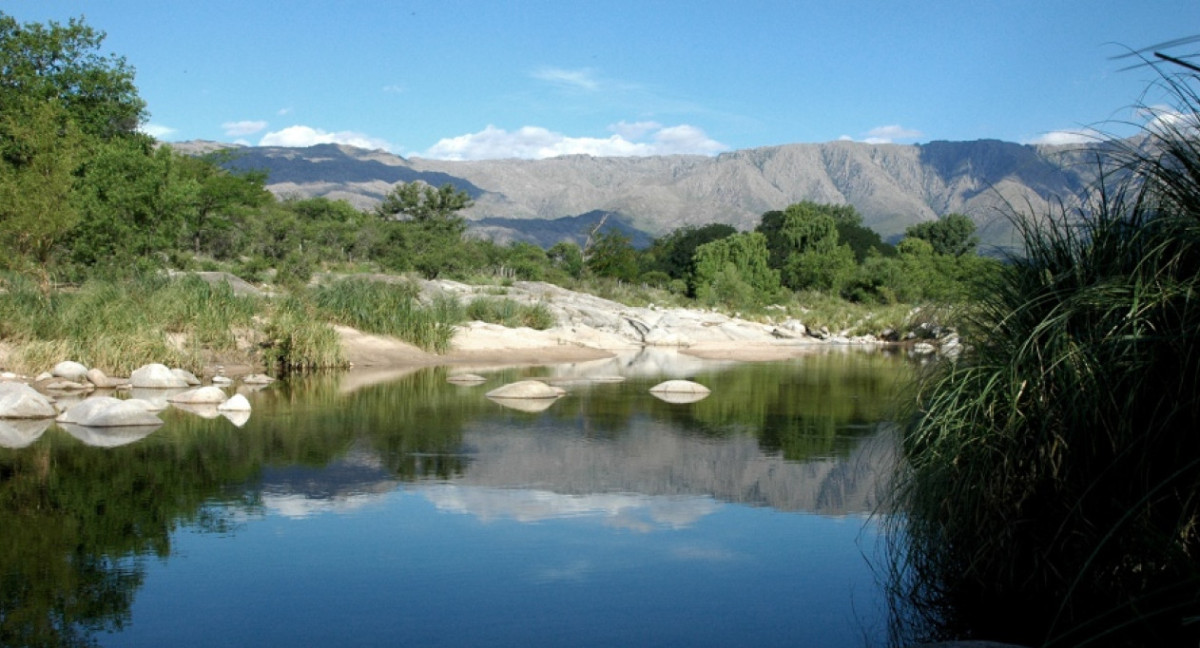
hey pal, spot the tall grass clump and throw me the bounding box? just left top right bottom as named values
left=263, top=294, right=345, bottom=373
left=0, top=273, right=259, bottom=374
left=465, top=297, right=556, bottom=330
left=310, top=278, right=458, bottom=353
left=887, top=70, right=1200, bottom=647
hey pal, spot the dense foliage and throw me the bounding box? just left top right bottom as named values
left=889, top=71, right=1200, bottom=646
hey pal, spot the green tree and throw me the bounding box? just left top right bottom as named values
left=173, top=150, right=271, bottom=258
left=68, top=136, right=190, bottom=273
left=904, top=212, right=978, bottom=256
left=646, top=223, right=737, bottom=293
left=756, top=202, right=840, bottom=270
left=692, top=232, right=781, bottom=307
left=375, top=181, right=472, bottom=235
left=374, top=182, right=473, bottom=279
left=547, top=240, right=584, bottom=279
left=0, top=96, right=85, bottom=276
left=0, top=12, right=145, bottom=139
left=585, top=229, right=639, bottom=281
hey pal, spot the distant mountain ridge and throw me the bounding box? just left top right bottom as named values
left=175, top=138, right=1106, bottom=251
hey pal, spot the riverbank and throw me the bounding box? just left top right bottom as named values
left=0, top=274, right=951, bottom=383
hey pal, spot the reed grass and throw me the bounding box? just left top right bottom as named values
left=262, top=294, right=346, bottom=372
left=887, top=69, right=1200, bottom=647
left=309, top=278, right=458, bottom=353
left=464, top=297, right=556, bottom=330
left=0, top=273, right=256, bottom=375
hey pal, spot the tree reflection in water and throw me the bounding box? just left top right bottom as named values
left=0, top=350, right=911, bottom=647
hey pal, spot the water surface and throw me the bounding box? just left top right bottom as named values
left=0, top=349, right=910, bottom=647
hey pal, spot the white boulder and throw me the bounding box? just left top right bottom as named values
left=217, top=393, right=251, bottom=412
left=130, top=363, right=189, bottom=388
left=0, top=382, right=58, bottom=419
left=52, top=361, right=89, bottom=382
left=168, top=386, right=229, bottom=405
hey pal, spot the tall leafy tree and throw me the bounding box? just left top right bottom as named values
left=0, top=96, right=85, bottom=275
left=375, top=182, right=473, bottom=279
left=692, top=232, right=780, bottom=306
left=0, top=11, right=145, bottom=139
left=904, top=212, right=978, bottom=256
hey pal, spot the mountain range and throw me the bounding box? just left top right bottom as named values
left=176, top=138, right=1109, bottom=252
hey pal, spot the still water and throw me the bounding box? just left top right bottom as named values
left=0, top=348, right=911, bottom=648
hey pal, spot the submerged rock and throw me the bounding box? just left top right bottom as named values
left=217, top=393, right=251, bottom=412
left=485, top=380, right=564, bottom=399
left=57, top=397, right=162, bottom=427
left=168, top=386, right=229, bottom=405
left=648, top=380, right=711, bottom=395
left=447, top=373, right=488, bottom=385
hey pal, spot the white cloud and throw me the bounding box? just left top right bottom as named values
left=422, top=122, right=727, bottom=160
left=382, top=84, right=405, bottom=94
left=139, top=122, right=177, bottom=139
left=610, top=120, right=662, bottom=140
left=222, top=120, right=268, bottom=137
left=277, top=107, right=293, bottom=116
left=258, top=125, right=395, bottom=151
left=861, top=124, right=923, bottom=144
left=532, top=66, right=601, bottom=91
left=1028, top=128, right=1103, bottom=146
left=1136, top=104, right=1200, bottom=136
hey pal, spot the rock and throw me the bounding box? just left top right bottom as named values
left=644, top=327, right=693, bottom=347
left=485, top=380, right=563, bottom=399
left=221, top=409, right=251, bottom=427
left=0, top=419, right=52, bottom=449
left=171, top=368, right=202, bottom=386
left=212, top=375, right=234, bottom=385
left=649, top=380, right=711, bottom=395
left=217, top=393, right=251, bottom=412
left=172, top=403, right=222, bottom=419
left=487, top=396, right=559, bottom=413
left=130, top=363, right=189, bottom=388
left=34, top=378, right=92, bottom=392
left=86, top=368, right=129, bottom=389
left=168, top=386, right=229, bottom=405
left=60, top=422, right=160, bottom=447
left=0, top=382, right=58, bottom=419
left=447, top=373, right=487, bottom=384
left=242, top=373, right=276, bottom=385
left=57, top=397, right=162, bottom=427
left=52, top=360, right=89, bottom=382
left=912, top=342, right=937, bottom=355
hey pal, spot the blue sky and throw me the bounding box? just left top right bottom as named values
left=7, top=1, right=1200, bottom=159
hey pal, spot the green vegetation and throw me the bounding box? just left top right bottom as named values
left=0, top=10, right=990, bottom=376
left=0, top=273, right=257, bottom=375
left=887, top=72, right=1200, bottom=646
left=465, top=297, right=555, bottom=330
left=311, top=278, right=459, bottom=354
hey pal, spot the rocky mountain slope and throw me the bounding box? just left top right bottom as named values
left=181, top=138, right=1107, bottom=251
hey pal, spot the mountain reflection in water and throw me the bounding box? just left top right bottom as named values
left=0, top=349, right=910, bottom=647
